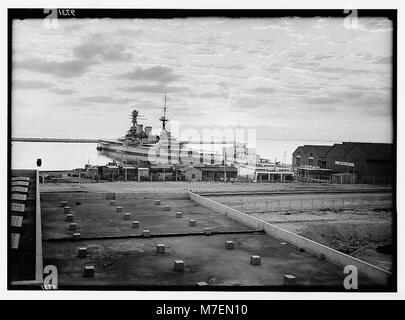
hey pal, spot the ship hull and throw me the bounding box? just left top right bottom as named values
left=98, top=141, right=220, bottom=165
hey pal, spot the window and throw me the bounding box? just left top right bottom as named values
left=318, top=160, right=326, bottom=168
left=296, top=157, right=301, bottom=166
left=308, top=153, right=314, bottom=166
left=192, top=173, right=196, bottom=179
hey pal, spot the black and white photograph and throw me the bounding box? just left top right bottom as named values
left=4, top=3, right=401, bottom=300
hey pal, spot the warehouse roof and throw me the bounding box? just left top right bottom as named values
left=293, top=145, right=332, bottom=157
left=346, top=143, right=393, bottom=161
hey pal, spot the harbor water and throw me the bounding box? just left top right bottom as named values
left=10, top=139, right=340, bottom=171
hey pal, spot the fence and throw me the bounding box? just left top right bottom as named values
left=233, top=195, right=393, bottom=214
left=294, top=175, right=393, bottom=185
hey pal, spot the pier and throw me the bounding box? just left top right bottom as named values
left=12, top=137, right=101, bottom=143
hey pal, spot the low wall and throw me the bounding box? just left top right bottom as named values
left=189, top=192, right=392, bottom=286
left=40, top=192, right=189, bottom=201
left=40, top=192, right=113, bottom=201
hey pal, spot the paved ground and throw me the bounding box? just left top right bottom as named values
left=41, top=191, right=378, bottom=289
left=41, top=196, right=253, bottom=240
left=43, top=233, right=375, bottom=288
left=40, top=181, right=392, bottom=194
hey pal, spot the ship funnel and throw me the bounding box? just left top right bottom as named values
left=145, top=126, right=152, bottom=136
left=136, top=124, right=143, bottom=134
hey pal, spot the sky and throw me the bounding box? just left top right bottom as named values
left=11, top=16, right=393, bottom=160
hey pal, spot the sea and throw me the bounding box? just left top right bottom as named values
left=10, top=139, right=340, bottom=171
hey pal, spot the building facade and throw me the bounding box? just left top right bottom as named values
left=292, top=142, right=393, bottom=184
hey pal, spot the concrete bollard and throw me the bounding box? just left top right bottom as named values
left=155, top=200, right=161, bottom=205
left=132, top=221, right=139, bottom=228
left=189, top=220, right=196, bottom=227
left=173, top=260, right=184, bottom=272
left=61, top=200, right=68, bottom=207
left=204, top=228, right=212, bottom=235
left=69, top=223, right=77, bottom=231
left=83, top=266, right=94, bottom=278
left=73, top=232, right=81, bottom=240
left=156, top=244, right=166, bottom=254
left=250, top=255, right=261, bottom=266
left=164, top=205, right=171, bottom=211
left=66, top=214, right=74, bottom=221
left=176, top=211, right=183, bottom=218
left=196, top=282, right=208, bottom=286
left=142, top=229, right=151, bottom=238
left=110, top=200, right=116, bottom=206
left=116, top=206, right=122, bottom=212
left=64, top=206, right=70, bottom=214
left=284, top=274, right=297, bottom=285
left=124, top=212, right=131, bottom=220
left=77, top=247, right=87, bottom=258
left=225, top=241, right=234, bottom=250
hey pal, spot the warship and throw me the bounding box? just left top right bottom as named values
left=97, top=95, right=221, bottom=165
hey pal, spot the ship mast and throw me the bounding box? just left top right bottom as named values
left=159, top=92, right=169, bottom=131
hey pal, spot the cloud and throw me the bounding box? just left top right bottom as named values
left=371, top=55, right=392, bottom=64
left=16, top=58, right=97, bottom=78
left=13, top=79, right=52, bottom=89
left=16, top=32, right=133, bottom=79
left=226, top=65, right=245, bottom=70
left=77, top=95, right=134, bottom=104
left=49, top=87, right=76, bottom=95
left=304, top=96, right=342, bottom=104
left=316, top=66, right=373, bottom=76
left=234, top=96, right=267, bottom=109
left=119, top=66, right=180, bottom=84
left=119, top=84, right=189, bottom=94
left=313, top=54, right=335, bottom=61
left=252, top=87, right=276, bottom=94
left=73, top=33, right=133, bottom=62
left=13, top=79, right=77, bottom=95
left=188, top=91, right=229, bottom=99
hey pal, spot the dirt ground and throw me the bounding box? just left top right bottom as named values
left=211, top=193, right=393, bottom=271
